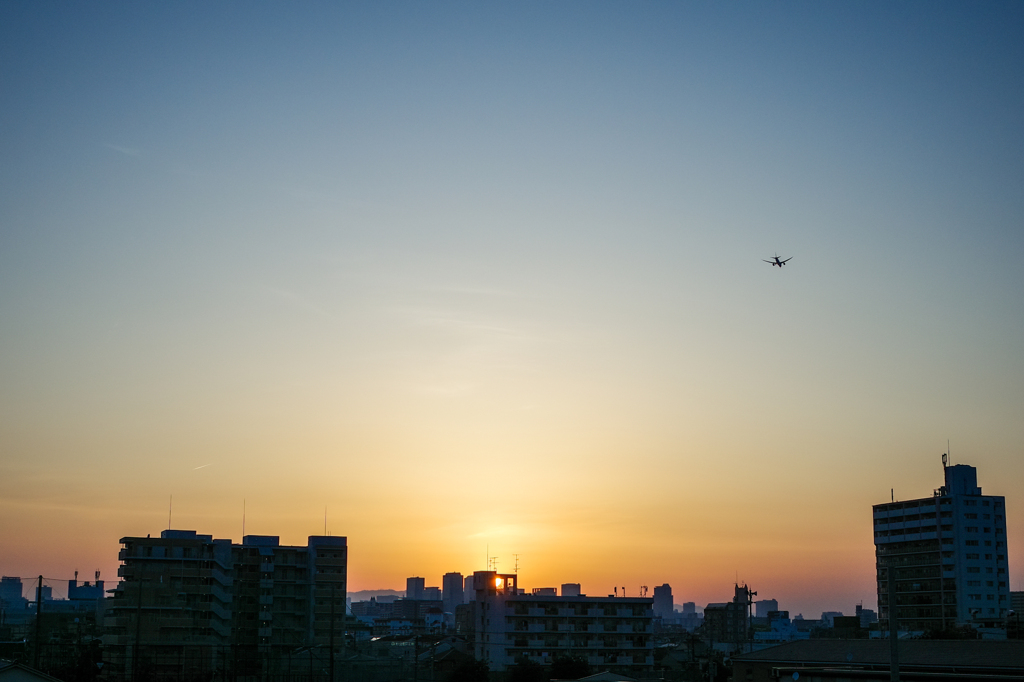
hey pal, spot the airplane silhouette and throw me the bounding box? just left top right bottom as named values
left=763, top=254, right=792, bottom=267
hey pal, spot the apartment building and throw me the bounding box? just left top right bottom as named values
left=873, top=461, right=1010, bottom=631
left=467, top=570, right=653, bottom=675
left=103, top=529, right=346, bottom=680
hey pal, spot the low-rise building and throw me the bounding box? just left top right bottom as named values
left=467, top=571, right=653, bottom=675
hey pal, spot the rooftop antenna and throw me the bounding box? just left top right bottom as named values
left=513, top=554, right=520, bottom=575
left=891, top=488, right=894, bottom=503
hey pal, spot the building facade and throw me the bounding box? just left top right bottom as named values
left=405, top=577, right=424, bottom=601
left=467, top=571, right=653, bottom=674
left=102, top=530, right=346, bottom=681
left=873, top=462, right=1010, bottom=632
left=442, top=572, right=464, bottom=616
left=652, top=584, right=673, bottom=620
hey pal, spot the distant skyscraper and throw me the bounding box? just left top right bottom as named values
left=0, top=577, right=26, bottom=611
left=652, top=584, right=673, bottom=619
left=443, top=572, right=464, bottom=613
left=755, top=599, right=779, bottom=618
left=873, top=461, right=1010, bottom=631
left=406, top=576, right=425, bottom=600
left=423, top=586, right=441, bottom=600
left=463, top=575, right=475, bottom=602
left=682, top=602, right=696, bottom=614
left=561, top=583, right=581, bottom=597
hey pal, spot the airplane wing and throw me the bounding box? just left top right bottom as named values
left=762, top=259, right=774, bottom=264
left=781, top=257, right=792, bottom=263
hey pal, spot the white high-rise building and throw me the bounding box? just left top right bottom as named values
left=873, top=461, right=1010, bottom=631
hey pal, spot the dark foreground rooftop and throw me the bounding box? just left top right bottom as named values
left=732, top=639, right=1024, bottom=679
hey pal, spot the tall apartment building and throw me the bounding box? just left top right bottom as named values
left=467, top=571, right=653, bottom=675
left=232, top=535, right=347, bottom=650
left=652, top=584, right=673, bottom=620
left=704, top=584, right=755, bottom=645
left=103, top=530, right=346, bottom=680
left=406, top=577, right=425, bottom=601
left=442, top=572, right=464, bottom=615
left=873, top=461, right=1010, bottom=632
left=103, top=531, right=234, bottom=679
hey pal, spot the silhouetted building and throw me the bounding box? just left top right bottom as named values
left=531, top=587, right=557, bottom=596
left=423, top=586, right=440, bottom=600
left=561, top=583, right=581, bottom=597
left=463, top=575, right=475, bottom=603
left=406, top=577, right=424, bottom=601
left=703, top=584, right=754, bottom=645
left=442, top=572, right=464, bottom=615
left=855, top=603, right=877, bottom=628
left=652, top=584, right=673, bottom=620
left=873, top=461, right=1010, bottom=632
left=754, top=599, right=778, bottom=618
left=103, top=529, right=347, bottom=680
left=103, top=530, right=234, bottom=679
left=467, top=570, right=653, bottom=674
left=231, top=534, right=346, bottom=652
left=0, top=577, right=28, bottom=615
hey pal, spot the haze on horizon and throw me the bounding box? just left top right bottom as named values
left=1, top=2, right=1023, bottom=618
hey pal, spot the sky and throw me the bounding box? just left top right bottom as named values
left=1, top=2, right=1023, bottom=618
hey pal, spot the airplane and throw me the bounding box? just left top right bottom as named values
left=763, top=254, right=792, bottom=267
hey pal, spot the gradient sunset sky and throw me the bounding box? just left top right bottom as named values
left=2, top=2, right=1023, bottom=617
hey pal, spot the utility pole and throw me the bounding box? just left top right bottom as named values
left=33, top=576, right=42, bottom=669
left=329, top=584, right=335, bottom=682
left=887, top=562, right=899, bottom=682
left=133, top=577, right=143, bottom=682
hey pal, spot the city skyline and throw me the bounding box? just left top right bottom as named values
left=2, top=2, right=1023, bottom=621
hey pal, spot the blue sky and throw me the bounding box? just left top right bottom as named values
left=2, top=2, right=1023, bottom=615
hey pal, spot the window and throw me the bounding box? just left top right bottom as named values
left=986, top=594, right=994, bottom=601
left=967, top=580, right=981, bottom=587
left=964, top=513, right=977, bottom=519
left=967, top=567, right=980, bottom=573
left=965, top=526, right=978, bottom=532
left=969, top=594, right=981, bottom=600
left=966, top=553, right=979, bottom=559
left=983, top=514, right=990, bottom=520
left=997, top=555, right=1005, bottom=561
left=982, top=500, right=990, bottom=507
left=983, top=528, right=991, bottom=533
left=965, top=540, right=979, bottom=546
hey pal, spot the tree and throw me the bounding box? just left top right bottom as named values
left=509, top=658, right=545, bottom=682
left=445, top=658, right=490, bottom=682
left=549, top=655, right=590, bottom=680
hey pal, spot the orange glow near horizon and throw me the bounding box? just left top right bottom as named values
left=2, top=3, right=1024, bottom=620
